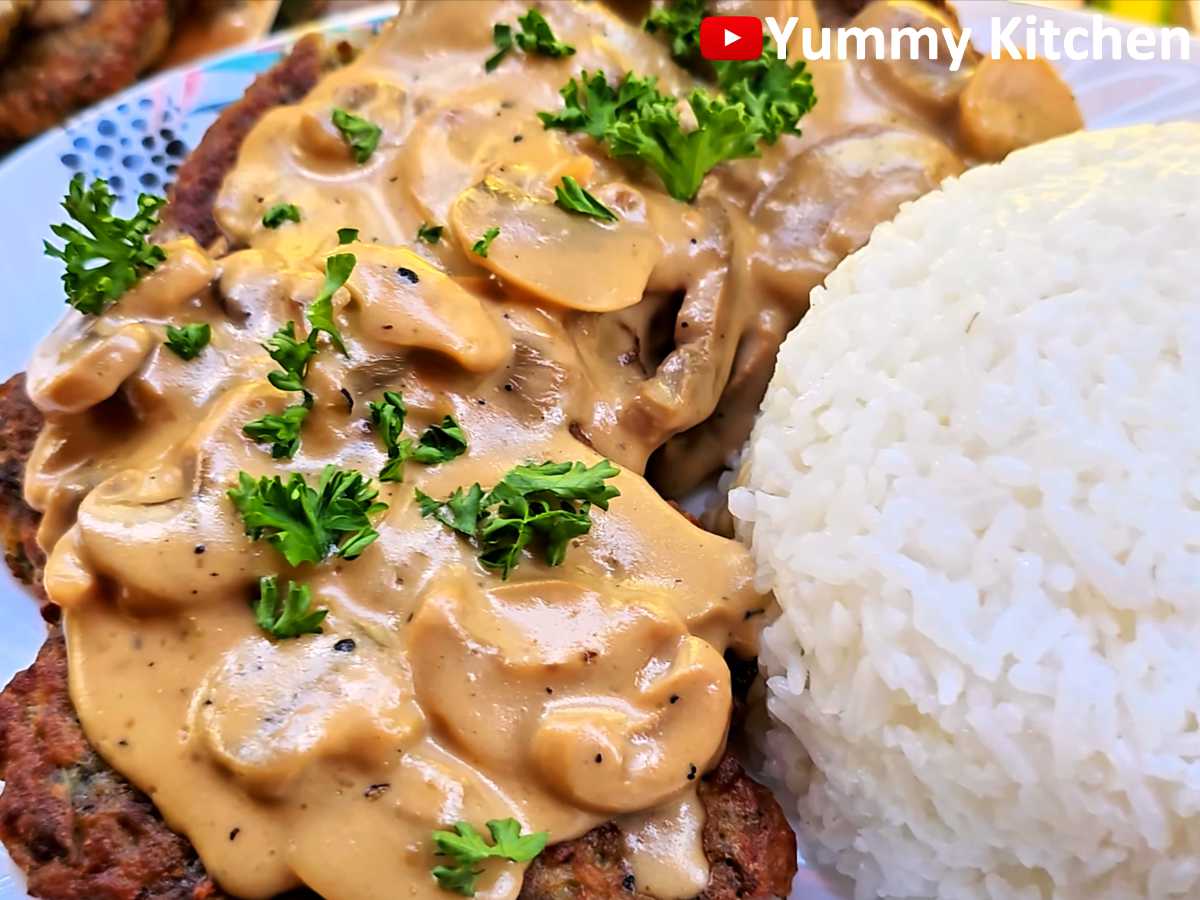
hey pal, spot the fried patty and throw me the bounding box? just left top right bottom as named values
left=0, top=33, right=798, bottom=898
left=0, top=374, right=43, bottom=603
left=519, top=756, right=796, bottom=900
left=0, top=629, right=221, bottom=900
left=0, top=0, right=171, bottom=146
left=0, top=382, right=796, bottom=900
left=0, top=618, right=795, bottom=900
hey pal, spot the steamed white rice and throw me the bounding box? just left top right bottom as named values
left=731, top=123, right=1200, bottom=900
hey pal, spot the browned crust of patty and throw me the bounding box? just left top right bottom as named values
left=0, top=0, right=171, bottom=145
left=695, top=756, right=798, bottom=900
left=0, top=630, right=223, bottom=900
left=520, top=754, right=796, bottom=900
left=0, top=374, right=44, bottom=602
left=158, top=33, right=324, bottom=248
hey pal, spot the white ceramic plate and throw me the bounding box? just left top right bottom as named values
left=0, top=3, right=1196, bottom=898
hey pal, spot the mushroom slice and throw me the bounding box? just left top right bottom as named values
left=750, top=126, right=965, bottom=300
left=110, top=238, right=217, bottom=319
left=851, top=0, right=978, bottom=115
left=26, top=319, right=156, bottom=414
left=407, top=578, right=730, bottom=814
left=402, top=94, right=577, bottom=228
left=449, top=176, right=660, bottom=313
left=647, top=128, right=963, bottom=495
left=344, top=242, right=509, bottom=373
left=959, top=55, right=1084, bottom=161
left=198, top=635, right=424, bottom=799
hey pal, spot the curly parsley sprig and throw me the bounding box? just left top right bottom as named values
left=643, top=0, right=816, bottom=145
left=431, top=819, right=548, bottom=896
left=643, top=0, right=704, bottom=64
left=244, top=254, right=356, bottom=459
left=44, top=174, right=166, bottom=315
left=542, top=72, right=760, bottom=202
left=540, top=10, right=814, bottom=202
left=228, top=465, right=387, bottom=567
left=417, top=459, right=619, bottom=578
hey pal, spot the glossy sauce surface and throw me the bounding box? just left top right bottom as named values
left=23, top=2, right=1082, bottom=898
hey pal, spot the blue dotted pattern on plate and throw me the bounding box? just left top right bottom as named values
left=58, top=96, right=192, bottom=195
left=47, top=13, right=391, bottom=204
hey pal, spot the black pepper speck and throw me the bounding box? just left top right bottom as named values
left=397, top=267, right=419, bottom=285
left=334, top=638, right=357, bottom=653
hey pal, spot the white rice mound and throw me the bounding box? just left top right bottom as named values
left=731, top=123, right=1200, bottom=900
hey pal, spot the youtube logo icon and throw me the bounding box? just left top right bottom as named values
left=699, top=16, right=763, bottom=61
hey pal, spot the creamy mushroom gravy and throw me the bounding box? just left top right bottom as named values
left=21, top=2, right=1082, bottom=898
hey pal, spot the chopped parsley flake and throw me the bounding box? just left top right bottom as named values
left=411, top=416, right=468, bottom=465
left=471, top=227, right=500, bottom=258
left=485, top=23, right=514, bottom=71
left=262, top=203, right=301, bottom=228
left=243, top=403, right=310, bottom=460
left=415, top=484, right=483, bottom=537
left=244, top=256, right=353, bottom=458
left=331, top=107, right=382, bottom=163
left=164, top=323, right=210, bottom=360
left=307, top=253, right=355, bottom=355
left=370, top=393, right=468, bottom=482
left=431, top=819, right=548, bottom=896
left=262, top=321, right=316, bottom=395
left=369, top=391, right=412, bottom=483
left=337, top=227, right=359, bottom=245
left=253, top=575, right=327, bottom=638
left=417, top=222, right=444, bottom=244
left=554, top=176, right=617, bottom=222
left=485, top=8, right=575, bottom=71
